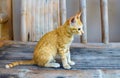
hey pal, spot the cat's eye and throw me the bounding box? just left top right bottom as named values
left=78, top=28, right=81, bottom=30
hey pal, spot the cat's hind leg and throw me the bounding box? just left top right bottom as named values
left=45, top=62, right=60, bottom=68
left=51, top=59, right=56, bottom=63
left=44, top=58, right=60, bottom=68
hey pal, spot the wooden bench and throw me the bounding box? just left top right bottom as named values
left=0, top=41, right=120, bottom=78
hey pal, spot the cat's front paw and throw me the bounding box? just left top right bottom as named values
left=63, top=64, right=71, bottom=69
left=69, top=61, right=75, bottom=65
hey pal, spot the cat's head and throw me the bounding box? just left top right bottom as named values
left=68, top=12, right=84, bottom=35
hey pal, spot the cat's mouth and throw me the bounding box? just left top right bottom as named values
left=81, top=30, right=84, bottom=34
left=77, top=30, right=84, bottom=35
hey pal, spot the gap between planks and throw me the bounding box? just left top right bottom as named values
left=0, top=41, right=120, bottom=48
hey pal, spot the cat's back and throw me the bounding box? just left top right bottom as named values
left=35, top=29, right=58, bottom=49
left=41, top=29, right=58, bottom=41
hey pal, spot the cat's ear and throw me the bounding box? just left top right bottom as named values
left=71, top=17, right=76, bottom=23
left=69, top=17, right=76, bottom=23
left=69, top=17, right=76, bottom=26
left=76, top=12, right=82, bottom=19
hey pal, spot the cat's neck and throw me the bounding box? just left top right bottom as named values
left=65, top=27, right=72, bottom=37
left=62, top=24, right=73, bottom=38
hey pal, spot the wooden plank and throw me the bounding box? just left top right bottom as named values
left=12, top=0, right=21, bottom=41
left=1, top=44, right=120, bottom=70
left=0, top=0, right=13, bottom=40
left=71, top=43, right=120, bottom=48
left=27, top=0, right=32, bottom=41
left=25, top=0, right=29, bottom=41
left=0, top=11, right=7, bottom=38
left=5, top=0, right=13, bottom=40
left=57, top=0, right=60, bottom=27
left=80, top=0, right=87, bottom=44
left=100, top=0, right=109, bottom=44
left=44, top=0, right=49, bottom=33
left=0, top=40, right=10, bottom=47
left=60, top=0, right=67, bottom=25
left=48, top=0, right=53, bottom=31
left=32, top=0, right=36, bottom=41
left=1, top=41, right=120, bottom=77
left=34, top=0, right=39, bottom=41
left=0, top=68, right=120, bottom=78
left=36, top=0, right=41, bottom=40
left=1, top=41, right=120, bottom=48
left=38, top=0, right=42, bottom=39
left=21, top=0, right=27, bottom=41
left=0, top=24, right=1, bottom=38
left=40, top=0, right=45, bottom=37
left=28, top=0, right=32, bottom=41
left=53, top=0, right=60, bottom=29
left=20, top=0, right=60, bottom=41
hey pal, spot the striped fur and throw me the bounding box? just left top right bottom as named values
left=5, top=12, right=84, bottom=69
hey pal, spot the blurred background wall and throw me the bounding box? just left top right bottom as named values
left=13, top=0, right=120, bottom=43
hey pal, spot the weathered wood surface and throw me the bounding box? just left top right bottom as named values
left=1, top=40, right=120, bottom=48
left=0, top=13, right=8, bottom=38
left=20, top=0, right=61, bottom=42
left=60, top=0, right=67, bottom=25
left=0, top=0, right=13, bottom=40
left=1, top=44, right=120, bottom=69
left=0, top=69, right=120, bottom=78
left=100, top=0, right=109, bottom=44
left=21, top=0, right=27, bottom=41
left=80, top=0, right=87, bottom=44
left=0, top=43, right=120, bottom=78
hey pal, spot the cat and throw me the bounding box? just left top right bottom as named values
left=5, top=12, right=84, bottom=69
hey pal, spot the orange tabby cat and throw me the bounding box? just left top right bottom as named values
left=5, top=12, right=84, bottom=69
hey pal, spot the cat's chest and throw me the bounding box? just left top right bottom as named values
left=65, top=36, right=74, bottom=47
left=68, top=37, right=74, bottom=43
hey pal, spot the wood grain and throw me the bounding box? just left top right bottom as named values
left=0, top=43, right=120, bottom=69
left=0, top=0, right=13, bottom=40
left=21, top=0, right=27, bottom=41
left=0, top=42, right=120, bottom=78
left=53, top=0, right=60, bottom=29
left=60, top=0, right=67, bottom=25
left=80, top=0, right=87, bottom=44
left=20, top=0, right=60, bottom=41
left=100, top=0, right=109, bottom=44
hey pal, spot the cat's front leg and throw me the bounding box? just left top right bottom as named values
left=58, top=48, right=71, bottom=69
left=66, top=48, right=75, bottom=65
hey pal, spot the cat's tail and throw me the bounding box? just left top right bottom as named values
left=5, top=60, right=35, bottom=69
